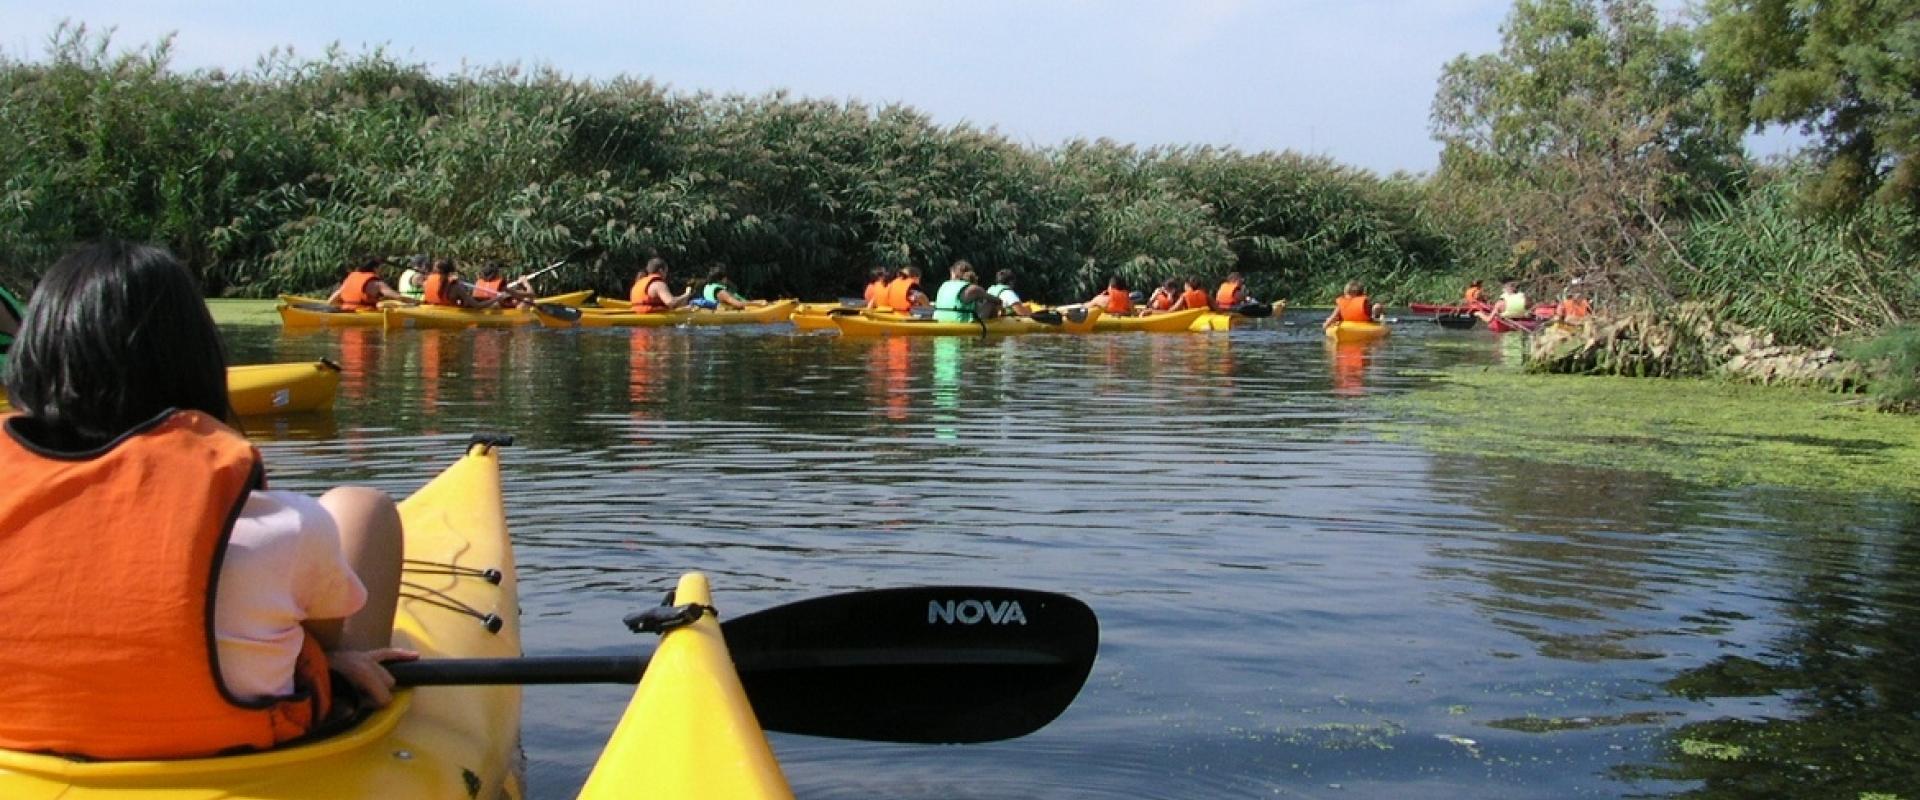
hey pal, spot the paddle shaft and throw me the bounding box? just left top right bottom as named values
left=392, top=655, right=640, bottom=686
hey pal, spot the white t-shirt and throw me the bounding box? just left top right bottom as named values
left=214, top=490, right=367, bottom=700
left=995, top=287, right=1022, bottom=305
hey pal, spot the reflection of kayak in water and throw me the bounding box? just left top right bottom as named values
left=1327, top=340, right=1374, bottom=396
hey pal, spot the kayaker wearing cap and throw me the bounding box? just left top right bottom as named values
left=931, top=260, right=1003, bottom=323
left=1169, top=275, right=1213, bottom=312
left=1323, top=281, right=1382, bottom=326
left=423, top=258, right=498, bottom=308
left=862, top=266, right=892, bottom=309
left=0, top=241, right=415, bottom=760
left=631, top=257, right=692, bottom=313
left=985, top=269, right=1033, bottom=317
left=327, top=256, right=415, bottom=310
left=397, top=255, right=430, bottom=300
left=881, top=265, right=930, bottom=312
left=1085, top=275, right=1135, bottom=315
left=1147, top=279, right=1178, bottom=312
left=700, top=266, right=753, bottom=310
left=1214, top=272, right=1248, bottom=310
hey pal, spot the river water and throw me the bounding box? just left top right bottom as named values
left=226, top=311, right=1920, bottom=799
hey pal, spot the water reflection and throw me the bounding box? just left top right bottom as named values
left=208, top=322, right=1920, bottom=798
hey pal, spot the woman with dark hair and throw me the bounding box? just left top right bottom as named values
left=422, top=258, right=497, bottom=309
left=0, top=241, right=413, bottom=760
left=699, top=265, right=752, bottom=310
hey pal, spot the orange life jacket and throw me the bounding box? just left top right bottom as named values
left=0, top=410, right=330, bottom=760
left=1105, top=287, right=1134, bottom=315
left=884, top=277, right=919, bottom=311
left=339, top=270, right=380, bottom=310
left=1562, top=297, right=1591, bottom=320
left=1181, top=288, right=1212, bottom=311
left=864, top=280, right=888, bottom=306
left=423, top=273, right=452, bottom=306
left=1464, top=285, right=1485, bottom=304
left=474, top=277, right=505, bottom=297
left=631, top=274, right=666, bottom=312
left=1214, top=280, right=1244, bottom=308
left=1335, top=294, right=1372, bottom=322
left=1148, top=288, right=1175, bottom=311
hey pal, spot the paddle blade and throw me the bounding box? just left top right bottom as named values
left=1029, top=310, right=1064, bottom=325
left=1231, top=301, right=1274, bottom=319
left=726, top=586, right=1098, bottom=744
left=535, top=302, right=584, bottom=323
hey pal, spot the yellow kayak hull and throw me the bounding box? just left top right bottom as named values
left=548, top=300, right=801, bottom=328
left=384, top=306, right=536, bottom=329
left=227, top=361, right=341, bottom=416
left=1325, top=321, right=1390, bottom=342
left=1090, top=308, right=1207, bottom=333
left=578, top=573, right=793, bottom=799
left=278, top=304, right=386, bottom=329
left=0, top=440, right=524, bottom=799
left=833, top=308, right=1099, bottom=337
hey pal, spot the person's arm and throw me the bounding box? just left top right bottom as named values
left=372, top=281, right=418, bottom=305
left=718, top=288, right=749, bottom=309
left=324, top=285, right=346, bottom=306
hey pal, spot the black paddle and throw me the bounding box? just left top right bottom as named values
left=1228, top=301, right=1275, bottom=319
left=386, top=585, right=1098, bottom=745
left=533, top=303, right=584, bottom=323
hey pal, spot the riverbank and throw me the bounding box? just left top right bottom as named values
left=1381, top=367, right=1920, bottom=498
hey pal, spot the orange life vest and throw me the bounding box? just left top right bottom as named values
left=631, top=274, right=666, bottom=312
left=1335, top=294, right=1372, bottom=322
left=1105, top=287, right=1134, bottom=315
left=1181, top=288, right=1212, bottom=311
left=423, top=273, right=452, bottom=306
left=0, top=410, right=330, bottom=760
left=864, top=280, right=888, bottom=306
left=1148, top=288, right=1175, bottom=311
left=884, top=277, right=919, bottom=311
left=1562, top=297, right=1591, bottom=320
left=1214, top=280, right=1244, bottom=309
left=474, top=277, right=505, bottom=297
left=1464, top=285, right=1485, bottom=304
left=339, top=270, right=380, bottom=310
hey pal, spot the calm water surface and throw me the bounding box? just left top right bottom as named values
left=226, top=312, right=1920, bottom=799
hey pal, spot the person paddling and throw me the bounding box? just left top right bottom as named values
left=1146, top=279, right=1178, bottom=312
left=421, top=258, right=498, bottom=309
left=1323, top=281, right=1383, bottom=326
left=862, top=266, right=892, bottom=309
left=396, top=254, right=431, bottom=300
left=1085, top=275, right=1135, bottom=315
left=0, top=241, right=415, bottom=760
left=985, top=269, right=1033, bottom=317
left=881, top=265, right=930, bottom=313
left=630, top=257, right=692, bottom=313
left=1214, top=271, right=1248, bottom=310
left=700, top=266, right=753, bottom=310
left=1169, top=275, right=1213, bottom=312
left=931, top=260, right=1003, bottom=323
left=470, top=262, right=535, bottom=309
left=1463, top=279, right=1488, bottom=311
left=326, top=256, right=415, bottom=310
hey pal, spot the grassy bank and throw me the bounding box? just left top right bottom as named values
left=1379, top=368, right=1920, bottom=498
left=206, top=298, right=281, bottom=326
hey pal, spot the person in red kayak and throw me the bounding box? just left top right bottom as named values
left=630, top=257, right=692, bottom=313
left=1323, top=281, right=1383, bottom=326
left=1463, top=279, right=1489, bottom=312
left=0, top=241, right=414, bottom=760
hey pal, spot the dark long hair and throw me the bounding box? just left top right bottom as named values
left=3, top=241, right=230, bottom=448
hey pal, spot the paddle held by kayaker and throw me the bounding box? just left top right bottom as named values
left=0, top=241, right=415, bottom=761
left=471, top=261, right=536, bottom=309
left=630, top=257, right=693, bottom=313
left=1324, top=281, right=1383, bottom=326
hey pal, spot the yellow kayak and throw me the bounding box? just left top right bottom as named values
left=578, top=572, right=793, bottom=799
left=228, top=360, right=342, bottom=416
left=282, top=290, right=592, bottom=309
left=278, top=303, right=387, bottom=329
left=0, top=437, right=524, bottom=799
left=1324, top=321, right=1390, bottom=342
left=833, top=308, right=1100, bottom=337
left=1090, top=307, right=1208, bottom=333
left=2, top=361, right=342, bottom=416
left=538, top=300, right=800, bottom=329
left=384, top=305, right=537, bottom=330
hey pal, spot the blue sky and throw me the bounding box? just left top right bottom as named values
left=1, top=1, right=1794, bottom=174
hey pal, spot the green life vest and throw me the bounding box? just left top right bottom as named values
left=932, top=279, right=978, bottom=323
left=985, top=283, right=1017, bottom=305
left=1500, top=292, right=1528, bottom=319
left=702, top=282, right=730, bottom=304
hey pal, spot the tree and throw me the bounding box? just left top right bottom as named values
left=1701, top=0, right=1920, bottom=216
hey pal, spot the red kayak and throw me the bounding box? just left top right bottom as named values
left=1484, top=314, right=1541, bottom=333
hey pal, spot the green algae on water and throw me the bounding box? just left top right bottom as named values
left=206, top=298, right=283, bottom=326
left=1378, top=368, right=1920, bottom=498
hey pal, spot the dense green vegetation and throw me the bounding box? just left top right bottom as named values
left=0, top=23, right=1465, bottom=303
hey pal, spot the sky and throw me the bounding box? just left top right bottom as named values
left=0, top=1, right=1798, bottom=175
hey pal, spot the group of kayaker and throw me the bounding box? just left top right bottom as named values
left=1, top=241, right=415, bottom=760
left=328, top=255, right=547, bottom=311
left=628, top=258, right=757, bottom=313
left=1458, top=278, right=1592, bottom=325
left=862, top=261, right=1261, bottom=322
